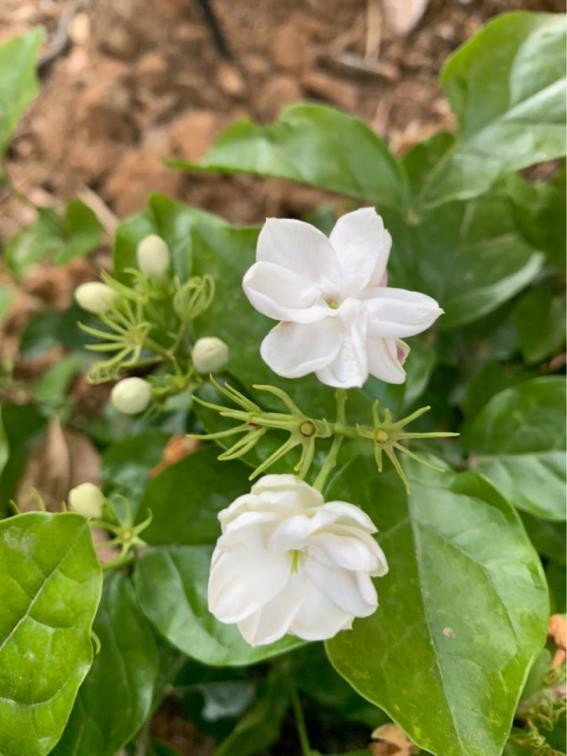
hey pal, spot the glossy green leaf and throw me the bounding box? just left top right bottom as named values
left=421, top=12, right=567, bottom=207
left=326, top=459, right=549, bottom=756
left=52, top=574, right=159, bottom=755
left=133, top=447, right=303, bottom=665
left=4, top=200, right=103, bottom=278
left=171, top=103, right=408, bottom=210
left=0, top=27, right=44, bottom=160
left=134, top=545, right=303, bottom=667
left=512, top=287, right=565, bottom=364
left=459, top=361, right=537, bottom=419
left=0, top=402, right=47, bottom=509
left=136, top=446, right=250, bottom=545
left=383, top=189, right=544, bottom=329
left=112, top=193, right=223, bottom=282
left=0, top=512, right=102, bottom=756
left=464, top=377, right=566, bottom=520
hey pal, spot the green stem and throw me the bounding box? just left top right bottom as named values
left=102, top=553, right=135, bottom=572
left=286, top=674, right=312, bottom=756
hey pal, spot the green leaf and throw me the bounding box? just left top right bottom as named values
left=459, top=361, right=537, bottom=419
left=101, top=430, right=169, bottom=515
left=521, top=511, right=565, bottom=564
left=507, top=168, right=566, bottom=271
left=171, top=103, right=408, bottom=210
left=421, top=12, right=567, bottom=207
left=133, top=447, right=303, bottom=665
left=464, top=377, right=566, bottom=521
left=546, top=561, right=566, bottom=613
left=112, top=193, right=224, bottom=282
left=325, top=459, right=549, bottom=756
left=214, top=668, right=290, bottom=756
left=512, top=287, right=565, bottom=364
left=0, top=402, right=47, bottom=508
left=134, top=545, right=303, bottom=666
left=136, top=446, right=250, bottom=545
left=0, top=27, right=44, bottom=161
left=383, top=189, right=544, bottom=329
left=0, top=512, right=102, bottom=756
left=4, top=200, right=103, bottom=278
left=0, top=282, right=15, bottom=324
left=52, top=574, right=159, bottom=755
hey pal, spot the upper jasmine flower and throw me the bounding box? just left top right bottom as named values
left=242, top=208, right=443, bottom=388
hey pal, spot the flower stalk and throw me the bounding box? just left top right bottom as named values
left=191, top=378, right=458, bottom=490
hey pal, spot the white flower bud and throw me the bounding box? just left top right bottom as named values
left=192, top=337, right=229, bottom=374
left=75, top=282, right=116, bottom=315
left=68, top=482, right=104, bottom=519
left=111, top=377, right=152, bottom=415
left=137, top=234, right=170, bottom=277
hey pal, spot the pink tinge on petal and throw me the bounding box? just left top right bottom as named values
left=396, top=340, right=410, bottom=364
left=380, top=270, right=388, bottom=287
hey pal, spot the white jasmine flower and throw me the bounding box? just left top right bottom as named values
left=192, top=337, right=230, bottom=374
left=137, top=234, right=170, bottom=277
left=75, top=282, right=116, bottom=315
left=208, top=474, right=388, bottom=646
left=111, top=377, right=152, bottom=415
left=68, top=482, right=104, bottom=519
left=242, top=208, right=443, bottom=388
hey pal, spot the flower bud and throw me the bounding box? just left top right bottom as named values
left=192, top=337, right=229, bottom=374
left=75, top=282, right=115, bottom=315
left=68, top=482, right=104, bottom=519
left=137, top=234, right=170, bottom=277
left=111, top=377, right=152, bottom=415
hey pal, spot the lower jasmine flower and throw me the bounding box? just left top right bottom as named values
left=208, top=474, right=388, bottom=646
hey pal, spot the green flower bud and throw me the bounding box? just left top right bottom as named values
left=69, top=482, right=104, bottom=518
left=75, top=282, right=116, bottom=315
left=111, top=377, right=152, bottom=414
left=137, top=234, right=170, bottom=277
left=192, top=337, right=229, bottom=374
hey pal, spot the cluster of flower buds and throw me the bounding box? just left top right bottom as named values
left=73, top=234, right=229, bottom=415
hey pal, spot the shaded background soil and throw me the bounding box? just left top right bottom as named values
left=0, top=1, right=564, bottom=753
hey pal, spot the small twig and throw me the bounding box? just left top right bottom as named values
left=77, top=185, right=119, bottom=237
left=38, top=0, right=87, bottom=73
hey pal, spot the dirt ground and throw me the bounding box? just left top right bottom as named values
left=0, top=1, right=564, bottom=752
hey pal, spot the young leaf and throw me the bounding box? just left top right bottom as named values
left=325, top=459, right=549, bottom=756
left=421, top=12, right=567, bottom=207
left=52, top=574, right=159, bottom=755
left=0, top=27, right=44, bottom=161
left=464, top=377, right=566, bottom=521
left=170, top=103, right=409, bottom=210
left=0, top=512, right=102, bottom=756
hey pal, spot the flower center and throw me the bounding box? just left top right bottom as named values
left=289, top=549, right=303, bottom=574
left=325, top=297, right=339, bottom=310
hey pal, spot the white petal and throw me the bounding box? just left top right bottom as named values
left=237, top=586, right=303, bottom=646
left=252, top=475, right=324, bottom=509
left=288, top=574, right=353, bottom=641
left=319, top=501, right=378, bottom=532
left=367, top=336, right=407, bottom=384
left=208, top=546, right=290, bottom=624
left=329, top=208, right=391, bottom=296
left=257, top=218, right=338, bottom=284
left=261, top=319, right=339, bottom=379
left=315, top=300, right=368, bottom=388
left=308, top=531, right=383, bottom=572
left=243, top=262, right=330, bottom=324
left=364, top=287, right=443, bottom=338
left=305, top=559, right=377, bottom=617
